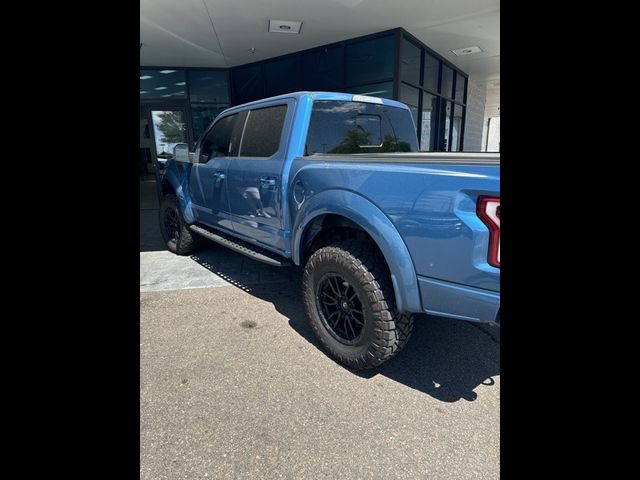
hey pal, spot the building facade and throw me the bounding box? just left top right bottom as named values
left=140, top=28, right=479, bottom=179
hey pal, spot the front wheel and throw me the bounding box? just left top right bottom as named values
left=303, top=240, right=414, bottom=369
left=159, top=194, right=199, bottom=255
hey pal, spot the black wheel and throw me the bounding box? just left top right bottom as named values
left=159, top=194, right=199, bottom=255
left=303, top=240, right=414, bottom=369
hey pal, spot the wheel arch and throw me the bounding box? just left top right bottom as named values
left=292, top=190, right=422, bottom=313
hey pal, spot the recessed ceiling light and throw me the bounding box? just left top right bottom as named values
left=175, top=82, right=186, bottom=86
left=140, top=91, right=148, bottom=94
left=154, top=86, right=168, bottom=90
left=451, top=46, right=483, bottom=56
left=140, top=75, right=153, bottom=80
left=268, top=19, right=302, bottom=34
left=159, top=70, right=177, bottom=74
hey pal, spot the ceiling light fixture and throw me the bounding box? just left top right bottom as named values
left=451, top=46, right=483, bottom=56
left=140, top=75, right=152, bottom=80
left=175, top=82, right=186, bottom=86
left=268, top=20, right=302, bottom=34
left=154, top=86, right=168, bottom=90
left=159, top=70, right=177, bottom=74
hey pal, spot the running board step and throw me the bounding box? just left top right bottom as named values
left=189, top=225, right=290, bottom=267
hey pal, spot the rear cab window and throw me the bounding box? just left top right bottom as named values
left=305, top=100, right=419, bottom=155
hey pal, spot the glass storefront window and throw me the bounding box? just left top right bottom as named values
left=265, top=56, right=302, bottom=97
left=423, top=53, right=439, bottom=93
left=232, top=64, right=264, bottom=104
left=399, top=83, right=419, bottom=128
left=346, top=82, right=394, bottom=100
left=191, top=105, right=229, bottom=144
left=454, top=73, right=466, bottom=103
left=420, top=93, right=437, bottom=151
left=140, top=69, right=187, bottom=99
left=345, top=35, right=395, bottom=86
left=439, top=100, right=452, bottom=150
left=441, top=65, right=454, bottom=99
left=303, top=46, right=344, bottom=91
left=400, top=38, right=421, bottom=85
left=451, top=104, right=464, bottom=151
left=187, top=70, right=229, bottom=103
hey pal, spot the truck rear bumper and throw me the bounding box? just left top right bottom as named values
left=417, top=275, right=500, bottom=323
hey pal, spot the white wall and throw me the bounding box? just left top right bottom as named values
left=463, top=77, right=486, bottom=152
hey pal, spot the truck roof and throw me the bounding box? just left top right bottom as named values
left=218, top=91, right=411, bottom=116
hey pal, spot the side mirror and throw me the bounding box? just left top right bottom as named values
left=173, top=143, right=190, bottom=163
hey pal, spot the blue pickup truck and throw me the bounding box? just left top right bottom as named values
left=159, top=91, right=500, bottom=369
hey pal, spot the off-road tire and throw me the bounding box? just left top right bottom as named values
left=303, top=240, right=414, bottom=369
left=159, top=194, right=199, bottom=255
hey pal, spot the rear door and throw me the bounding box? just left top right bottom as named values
left=190, top=111, right=246, bottom=232
left=226, top=100, right=293, bottom=251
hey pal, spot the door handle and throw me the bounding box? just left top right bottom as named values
left=213, top=171, right=225, bottom=180
left=260, top=177, right=278, bottom=190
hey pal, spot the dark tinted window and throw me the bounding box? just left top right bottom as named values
left=265, top=56, right=302, bottom=97
left=399, top=83, right=419, bottom=128
left=305, top=101, right=419, bottom=155
left=302, top=46, right=344, bottom=90
left=423, top=54, right=439, bottom=93
left=200, top=113, right=242, bottom=162
left=400, top=38, right=421, bottom=85
left=240, top=105, right=288, bottom=157
left=345, top=35, right=394, bottom=86
left=441, top=65, right=454, bottom=98
left=187, top=70, right=229, bottom=103
left=232, top=65, right=264, bottom=104
left=191, top=105, right=228, bottom=144
left=346, top=82, right=394, bottom=100
left=454, top=73, right=466, bottom=103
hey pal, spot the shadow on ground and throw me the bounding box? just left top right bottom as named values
left=190, top=246, right=500, bottom=402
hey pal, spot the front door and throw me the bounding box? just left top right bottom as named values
left=226, top=101, right=292, bottom=252
left=189, top=111, right=246, bottom=232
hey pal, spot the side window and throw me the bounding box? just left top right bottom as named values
left=239, top=105, right=288, bottom=157
left=199, top=113, right=241, bottom=162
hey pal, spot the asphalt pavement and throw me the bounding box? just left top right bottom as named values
left=140, top=243, right=500, bottom=479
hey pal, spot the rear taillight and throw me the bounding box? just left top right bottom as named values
left=477, top=196, right=500, bottom=268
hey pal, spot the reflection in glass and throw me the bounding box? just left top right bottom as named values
left=423, top=53, right=439, bottom=93
left=140, top=70, right=187, bottom=99
left=151, top=110, right=187, bottom=162
left=454, top=74, right=466, bottom=103
left=399, top=83, right=419, bottom=129
left=303, top=46, right=344, bottom=90
left=187, top=70, right=229, bottom=103
left=346, top=82, right=394, bottom=99
left=441, top=65, right=454, bottom=98
left=232, top=65, right=264, bottom=104
left=441, top=101, right=452, bottom=150
left=191, top=105, right=228, bottom=144
left=400, top=38, right=421, bottom=85
left=451, top=104, right=464, bottom=151
left=421, top=93, right=437, bottom=151
left=305, top=101, right=418, bottom=155
left=266, top=56, right=302, bottom=96
left=345, top=35, right=395, bottom=86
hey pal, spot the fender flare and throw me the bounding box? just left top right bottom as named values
left=292, top=189, right=422, bottom=313
left=160, top=163, right=196, bottom=224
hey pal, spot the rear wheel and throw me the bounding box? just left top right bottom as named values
left=303, top=240, right=414, bottom=369
left=159, top=194, right=199, bottom=255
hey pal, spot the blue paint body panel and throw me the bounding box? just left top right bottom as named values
left=161, top=91, right=500, bottom=322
